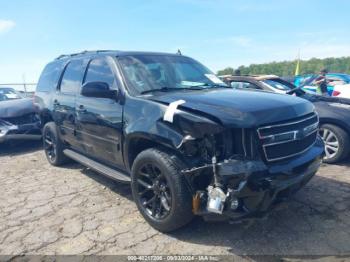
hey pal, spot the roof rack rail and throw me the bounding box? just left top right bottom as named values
left=55, top=50, right=115, bottom=60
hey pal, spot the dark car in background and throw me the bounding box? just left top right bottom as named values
left=0, top=87, right=41, bottom=143
left=34, top=50, right=323, bottom=232
left=221, top=75, right=350, bottom=163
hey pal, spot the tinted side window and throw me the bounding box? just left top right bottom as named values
left=84, top=58, right=115, bottom=87
left=36, top=61, right=65, bottom=92
left=230, top=81, right=256, bottom=89
left=60, top=60, right=85, bottom=94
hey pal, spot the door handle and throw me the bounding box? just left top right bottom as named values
left=77, top=105, right=87, bottom=113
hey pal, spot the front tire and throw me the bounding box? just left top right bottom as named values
left=131, top=148, right=194, bottom=232
left=43, top=122, right=69, bottom=166
left=320, top=124, right=350, bottom=164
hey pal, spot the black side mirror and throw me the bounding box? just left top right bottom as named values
left=81, top=81, right=117, bottom=99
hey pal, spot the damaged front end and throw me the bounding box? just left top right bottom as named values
left=176, top=112, right=324, bottom=221
left=0, top=97, right=42, bottom=143
left=0, top=113, right=41, bottom=143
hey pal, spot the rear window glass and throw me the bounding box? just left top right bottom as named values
left=230, top=81, right=253, bottom=89
left=60, top=60, right=85, bottom=94
left=36, top=61, right=65, bottom=92
left=262, top=80, right=291, bottom=91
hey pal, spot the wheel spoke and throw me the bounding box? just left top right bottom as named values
left=321, top=129, right=328, bottom=140
left=145, top=164, right=153, bottom=175
left=160, top=195, right=170, bottom=211
left=164, top=191, right=171, bottom=202
left=326, top=145, right=338, bottom=153
left=143, top=195, right=156, bottom=206
left=326, top=141, right=338, bottom=146
left=325, top=131, right=333, bottom=142
left=137, top=179, right=152, bottom=189
left=325, top=147, right=336, bottom=159
left=139, top=171, right=152, bottom=179
left=151, top=196, right=158, bottom=216
left=45, top=139, right=53, bottom=146
left=146, top=163, right=160, bottom=178
left=139, top=187, right=152, bottom=196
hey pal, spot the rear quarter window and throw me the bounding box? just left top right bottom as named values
left=36, top=61, right=65, bottom=92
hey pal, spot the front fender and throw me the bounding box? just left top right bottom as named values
left=122, top=96, right=225, bottom=169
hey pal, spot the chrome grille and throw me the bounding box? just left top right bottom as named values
left=257, top=113, right=319, bottom=162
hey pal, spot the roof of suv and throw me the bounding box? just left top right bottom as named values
left=55, top=50, right=183, bottom=60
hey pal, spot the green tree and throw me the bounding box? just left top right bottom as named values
left=217, top=57, right=350, bottom=76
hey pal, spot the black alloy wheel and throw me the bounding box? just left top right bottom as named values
left=44, top=128, right=57, bottom=163
left=135, top=162, right=172, bottom=220
left=42, top=122, right=69, bottom=166
left=131, top=148, right=193, bottom=232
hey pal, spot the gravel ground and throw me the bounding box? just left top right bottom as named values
left=0, top=141, right=350, bottom=258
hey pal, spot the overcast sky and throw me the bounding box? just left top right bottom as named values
left=1, top=0, right=350, bottom=85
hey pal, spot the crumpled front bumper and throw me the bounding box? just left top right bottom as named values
left=0, top=119, right=41, bottom=143
left=188, top=136, right=324, bottom=221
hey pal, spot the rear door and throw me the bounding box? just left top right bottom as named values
left=52, top=59, right=86, bottom=149
left=75, top=57, right=124, bottom=167
left=34, top=60, right=66, bottom=113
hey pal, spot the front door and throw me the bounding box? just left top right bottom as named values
left=75, top=57, right=124, bottom=168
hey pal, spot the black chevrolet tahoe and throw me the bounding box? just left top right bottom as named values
left=34, top=50, right=324, bottom=232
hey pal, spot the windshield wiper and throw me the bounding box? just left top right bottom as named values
left=140, top=83, right=229, bottom=95
left=140, top=86, right=206, bottom=95
left=286, top=86, right=305, bottom=95
left=191, top=83, right=230, bottom=89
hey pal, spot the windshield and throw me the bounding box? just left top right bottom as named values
left=117, top=55, right=227, bottom=94
left=341, top=75, right=350, bottom=82
left=0, top=88, right=22, bottom=101
left=300, top=75, right=318, bottom=87
left=327, top=74, right=350, bottom=83
left=261, top=79, right=292, bottom=91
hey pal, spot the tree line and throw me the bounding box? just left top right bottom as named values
left=217, top=56, right=350, bottom=76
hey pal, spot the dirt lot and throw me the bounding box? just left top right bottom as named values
left=1, top=141, right=350, bottom=258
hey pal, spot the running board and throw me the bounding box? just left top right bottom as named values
left=63, top=149, right=131, bottom=183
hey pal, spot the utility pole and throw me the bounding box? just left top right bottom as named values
left=22, top=73, right=27, bottom=94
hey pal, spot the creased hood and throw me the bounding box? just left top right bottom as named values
left=149, top=89, right=314, bottom=128
left=0, top=98, right=36, bottom=118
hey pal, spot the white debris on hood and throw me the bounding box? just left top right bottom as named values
left=163, top=99, right=186, bottom=123
left=205, top=74, right=225, bottom=84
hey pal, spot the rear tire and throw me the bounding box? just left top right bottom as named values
left=320, top=124, right=350, bottom=164
left=43, top=122, right=69, bottom=166
left=131, top=148, right=194, bottom=232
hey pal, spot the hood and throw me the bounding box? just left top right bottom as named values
left=149, top=89, right=314, bottom=128
left=0, top=98, right=36, bottom=118
left=301, top=92, right=350, bottom=105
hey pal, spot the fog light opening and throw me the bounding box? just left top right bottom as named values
left=230, top=197, right=239, bottom=211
